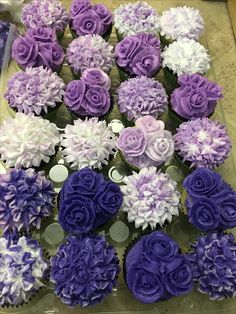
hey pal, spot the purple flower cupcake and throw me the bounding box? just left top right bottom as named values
left=0, top=22, right=10, bottom=71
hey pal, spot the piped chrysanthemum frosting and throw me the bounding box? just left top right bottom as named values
left=5, top=66, right=65, bottom=116
left=160, top=6, right=204, bottom=41
left=114, top=1, right=160, bottom=37
left=0, top=113, right=60, bottom=168
left=61, top=118, right=117, bottom=170
left=0, top=168, right=55, bottom=234
left=162, top=38, right=211, bottom=76
left=0, top=236, right=48, bottom=306
left=121, top=167, right=180, bottom=229
left=117, top=76, right=168, bottom=121
left=174, top=118, right=232, bottom=169
left=21, top=0, right=69, bottom=33
left=66, top=35, right=115, bottom=76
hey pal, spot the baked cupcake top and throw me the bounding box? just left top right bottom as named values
left=170, top=74, right=223, bottom=120
left=174, top=118, right=232, bottom=169
left=160, top=6, right=204, bottom=41
left=162, top=38, right=211, bottom=76
left=122, top=167, right=180, bottom=230
left=117, top=76, right=168, bottom=121
left=21, top=0, right=69, bottom=33
left=5, top=66, right=65, bottom=116
left=0, top=113, right=60, bottom=168
left=50, top=233, right=120, bottom=307
left=0, top=235, right=48, bottom=306
left=61, top=117, right=117, bottom=170
left=114, top=1, right=159, bottom=37
left=66, top=34, right=115, bottom=76
left=0, top=22, right=10, bottom=70
left=117, top=116, right=174, bottom=169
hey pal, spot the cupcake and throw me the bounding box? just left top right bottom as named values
left=50, top=233, right=120, bottom=307
left=66, top=34, right=115, bottom=78
left=21, top=0, right=69, bottom=39
left=170, top=74, right=223, bottom=123
left=124, top=231, right=193, bottom=303
left=5, top=66, right=65, bottom=116
left=114, top=1, right=159, bottom=41
left=183, top=168, right=236, bottom=232
left=174, top=118, right=232, bottom=169
left=117, top=76, right=168, bottom=121
left=160, top=6, right=204, bottom=45
left=117, top=116, right=174, bottom=170
left=61, top=117, right=117, bottom=170
left=186, top=232, right=236, bottom=300
left=115, top=32, right=161, bottom=81
left=12, top=27, right=64, bottom=72
left=121, top=167, right=180, bottom=230
left=64, top=68, right=112, bottom=118
left=0, top=113, right=60, bottom=168
left=70, top=0, right=113, bottom=41
left=0, top=235, right=48, bottom=306
left=0, top=22, right=10, bottom=71
left=58, top=168, right=123, bottom=234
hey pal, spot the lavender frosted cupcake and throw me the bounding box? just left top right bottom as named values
left=174, top=118, right=232, bottom=170
left=70, top=0, right=113, bottom=41
left=0, top=22, right=10, bottom=71
left=115, top=32, right=161, bottom=80
left=50, top=233, right=120, bottom=307
left=117, top=116, right=174, bottom=170
left=114, top=1, right=160, bottom=41
left=117, top=76, right=168, bottom=121
left=5, top=66, right=65, bottom=116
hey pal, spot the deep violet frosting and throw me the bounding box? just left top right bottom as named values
left=183, top=168, right=236, bottom=231
left=0, top=22, right=10, bottom=71
left=50, top=233, right=120, bottom=307
left=58, top=168, right=123, bottom=233
left=125, top=231, right=193, bottom=303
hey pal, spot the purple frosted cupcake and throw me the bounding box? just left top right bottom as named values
left=124, top=231, right=193, bottom=303
left=50, top=233, right=120, bottom=307
left=0, top=22, right=10, bottom=71
left=115, top=32, right=161, bottom=80
left=174, top=118, right=232, bottom=169
left=70, top=0, right=113, bottom=41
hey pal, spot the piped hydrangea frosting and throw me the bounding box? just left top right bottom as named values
left=117, top=76, right=168, bottom=121
left=162, top=38, right=211, bottom=76
left=0, top=236, right=48, bottom=306
left=160, top=6, right=204, bottom=41
left=121, top=167, right=180, bottom=229
left=174, top=118, right=232, bottom=169
left=5, top=66, right=65, bottom=116
left=114, top=1, right=160, bottom=37
left=21, top=0, right=69, bottom=33
left=50, top=233, right=120, bottom=307
left=0, top=168, right=55, bottom=234
left=186, top=232, right=236, bottom=300
left=0, top=113, right=60, bottom=168
left=61, top=118, right=117, bottom=170
left=66, top=35, right=115, bottom=76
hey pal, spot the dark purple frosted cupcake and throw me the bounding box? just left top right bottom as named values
left=0, top=22, right=10, bottom=71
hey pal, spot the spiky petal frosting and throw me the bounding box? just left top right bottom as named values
left=174, top=118, right=232, bottom=169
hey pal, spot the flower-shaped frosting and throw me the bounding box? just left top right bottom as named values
left=183, top=168, right=236, bottom=231
left=117, top=76, right=167, bottom=121
left=61, top=118, right=117, bottom=170
left=50, top=233, right=120, bottom=307
left=186, top=232, right=236, bottom=300
left=5, top=66, right=65, bottom=115
left=174, top=118, right=232, bottom=169
left=122, top=168, right=180, bottom=229
left=125, top=231, right=193, bottom=303
left=170, top=74, right=223, bottom=120
left=160, top=6, right=204, bottom=41
left=66, top=34, right=115, bottom=76
left=21, top=0, right=69, bottom=33
left=162, top=38, right=211, bottom=76
left=0, top=236, right=48, bottom=306
left=0, top=22, right=10, bottom=70
left=0, top=113, right=60, bottom=168
left=114, top=1, right=159, bottom=37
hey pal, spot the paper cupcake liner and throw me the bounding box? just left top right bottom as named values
left=117, top=65, right=132, bottom=82
left=120, top=113, right=135, bottom=128
left=118, top=150, right=140, bottom=174
left=56, top=29, right=65, bottom=42
left=69, top=24, right=113, bottom=42
left=163, top=67, right=178, bottom=95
